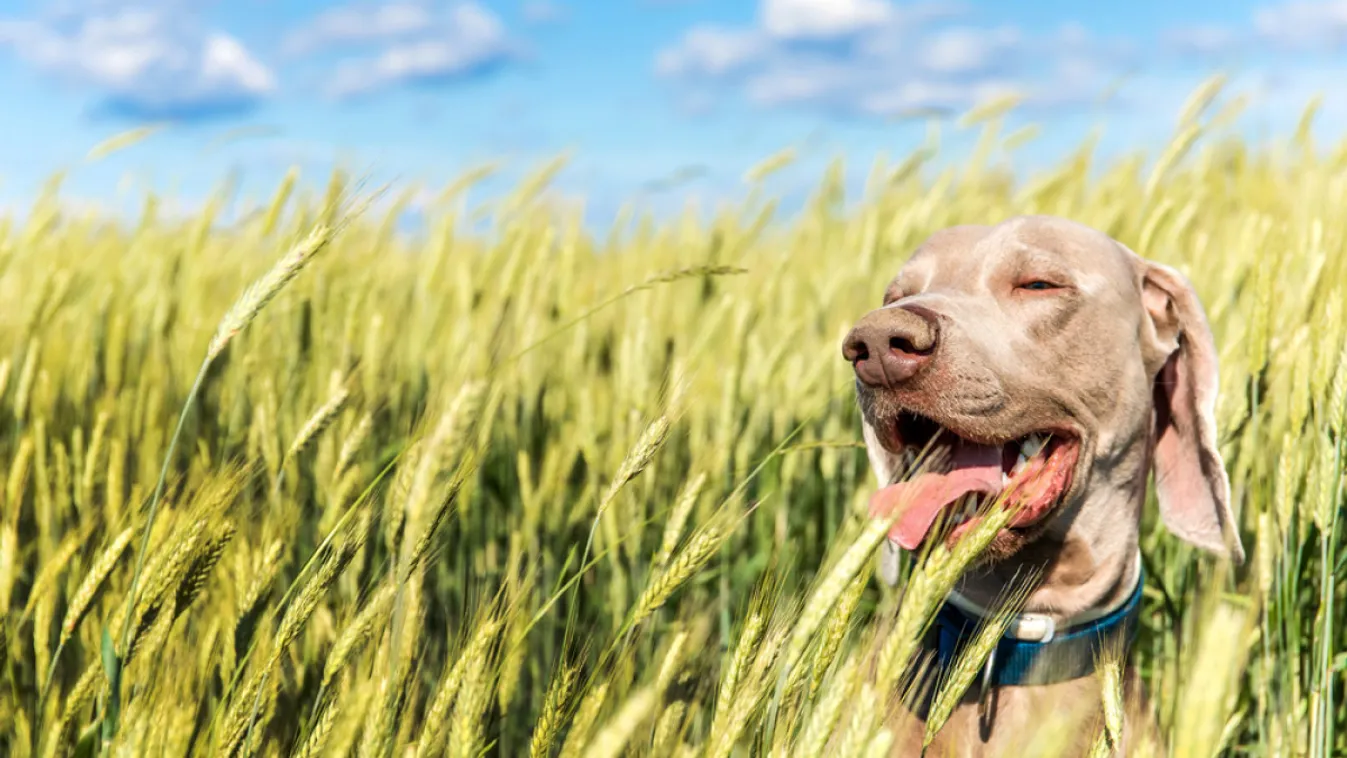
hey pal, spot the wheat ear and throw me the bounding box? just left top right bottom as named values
left=654, top=472, right=707, bottom=571
left=529, top=663, right=578, bottom=758
left=581, top=687, right=658, bottom=758
left=108, top=210, right=358, bottom=745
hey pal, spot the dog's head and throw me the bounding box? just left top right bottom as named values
left=845, top=215, right=1243, bottom=570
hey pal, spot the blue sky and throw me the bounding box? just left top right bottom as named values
left=1, top=0, right=1345, bottom=225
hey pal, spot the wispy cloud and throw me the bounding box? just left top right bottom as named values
left=522, top=1, right=567, bottom=25
left=656, top=0, right=1133, bottom=117
left=284, top=1, right=525, bottom=98
left=1161, top=24, right=1242, bottom=56
left=1160, top=1, right=1347, bottom=58
left=283, top=2, right=435, bottom=56
left=759, top=0, right=895, bottom=40
left=1254, top=0, right=1347, bottom=50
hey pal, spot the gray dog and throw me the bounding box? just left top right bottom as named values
left=842, top=215, right=1244, bottom=755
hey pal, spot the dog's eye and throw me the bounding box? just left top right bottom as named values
left=1018, top=280, right=1059, bottom=292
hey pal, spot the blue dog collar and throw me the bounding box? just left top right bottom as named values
left=924, top=558, right=1145, bottom=690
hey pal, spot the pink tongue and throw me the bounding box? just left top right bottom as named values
left=869, top=442, right=1005, bottom=550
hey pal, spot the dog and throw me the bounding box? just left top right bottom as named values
left=842, top=215, right=1244, bottom=756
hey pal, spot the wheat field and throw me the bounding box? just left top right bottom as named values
left=0, top=81, right=1343, bottom=757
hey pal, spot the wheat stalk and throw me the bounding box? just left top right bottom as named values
left=284, top=382, right=351, bottom=464
left=625, top=526, right=723, bottom=633
left=13, top=336, right=39, bottom=423
left=206, top=224, right=338, bottom=361
left=529, top=663, right=578, bottom=758
left=713, top=610, right=766, bottom=734
left=233, top=537, right=358, bottom=756
left=322, top=582, right=397, bottom=690
left=579, top=415, right=671, bottom=575
left=108, top=207, right=362, bottom=746
left=333, top=410, right=375, bottom=482
left=876, top=499, right=1018, bottom=691
left=811, top=572, right=866, bottom=696
left=656, top=630, right=691, bottom=694
left=783, top=508, right=903, bottom=681
left=293, top=701, right=339, bottom=758
left=923, top=574, right=1037, bottom=746
left=416, top=613, right=502, bottom=756
left=1098, top=649, right=1126, bottom=754
left=19, top=535, right=83, bottom=623
left=650, top=701, right=687, bottom=757
left=654, top=472, right=707, bottom=571
left=38, top=526, right=135, bottom=701
left=581, top=687, right=658, bottom=758
left=78, top=408, right=111, bottom=509
left=795, top=654, right=859, bottom=757
left=235, top=539, right=286, bottom=622
left=557, top=681, right=611, bottom=758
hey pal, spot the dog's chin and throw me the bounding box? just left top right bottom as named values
left=971, top=519, right=1053, bottom=566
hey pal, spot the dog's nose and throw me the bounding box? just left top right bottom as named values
left=842, top=305, right=938, bottom=388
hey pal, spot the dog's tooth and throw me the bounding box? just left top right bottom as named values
left=1021, top=434, right=1046, bottom=459
left=959, top=496, right=977, bottom=521
left=1001, top=471, right=1010, bottom=486
left=951, top=497, right=969, bottom=523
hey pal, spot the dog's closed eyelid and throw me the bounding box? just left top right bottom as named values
left=1012, top=273, right=1073, bottom=292
left=1017, top=280, right=1063, bottom=291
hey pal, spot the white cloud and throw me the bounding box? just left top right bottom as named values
left=744, top=61, right=855, bottom=106
left=0, top=5, right=273, bottom=119
left=287, top=1, right=520, bottom=97
left=283, top=2, right=434, bottom=55
left=1253, top=0, right=1347, bottom=48
left=657, top=1, right=1129, bottom=117
left=203, top=34, right=274, bottom=94
left=1158, top=2, right=1347, bottom=56
left=917, top=25, right=1020, bottom=75
left=759, top=0, right=892, bottom=40
left=857, top=78, right=1020, bottom=116
left=655, top=26, right=767, bottom=77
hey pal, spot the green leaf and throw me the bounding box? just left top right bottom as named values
left=1333, top=652, right=1347, bottom=673
left=100, top=628, right=121, bottom=744
left=100, top=628, right=117, bottom=681
left=73, top=720, right=101, bottom=758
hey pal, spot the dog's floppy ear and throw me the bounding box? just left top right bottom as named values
left=1138, top=260, right=1244, bottom=563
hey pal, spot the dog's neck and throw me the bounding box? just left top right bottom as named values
left=948, top=533, right=1142, bottom=627
left=946, top=550, right=1143, bottom=640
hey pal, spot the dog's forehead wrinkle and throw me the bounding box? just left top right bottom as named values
left=1002, top=216, right=1137, bottom=266
left=909, top=226, right=1130, bottom=297
left=1074, top=270, right=1113, bottom=297
left=902, top=225, right=997, bottom=280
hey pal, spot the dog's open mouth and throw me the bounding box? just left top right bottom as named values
left=869, top=410, right=1081, bottom=551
